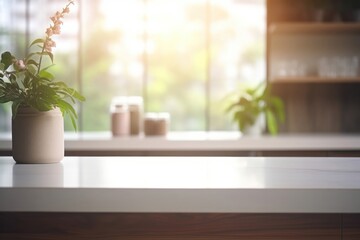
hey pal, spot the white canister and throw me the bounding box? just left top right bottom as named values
left=111, top=104, right=130, bottom=137
left=128, top=96, right=143, bottom=136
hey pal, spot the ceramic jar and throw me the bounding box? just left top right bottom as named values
left=12, top=107, right=64, bottom=164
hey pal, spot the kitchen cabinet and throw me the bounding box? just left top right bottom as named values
left=343, top=214, right=360, bottom=240
left=268, top=22, right=360, bottom=83
left=0, top=213, right=343, bottom=240
left=267, top=0, right=360, bottom=133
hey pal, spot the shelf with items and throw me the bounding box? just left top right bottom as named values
left=270, top=56, right=360, bottom=84
left=269, top=76, right=360, bottom=84
left=267, top=0, right=360, bottom=27
left=269, top=22, right=360, bottom=34
left=266, top=0, right=360, bottom=133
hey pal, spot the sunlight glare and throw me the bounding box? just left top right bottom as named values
left=100, top=0, right=143, bottom=33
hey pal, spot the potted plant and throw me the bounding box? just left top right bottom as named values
left=0, top=0, right=85, bottom=164
left=226, top=83, right=285, bottom=136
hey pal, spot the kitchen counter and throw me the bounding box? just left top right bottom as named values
left=1, top=156, right=360, bottom=239
left=1, top=156, right=360, bottom=213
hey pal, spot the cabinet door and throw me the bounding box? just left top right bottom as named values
left=0, top=213, right=341, bottom=240
left=343, top=214, right=360, bottom=240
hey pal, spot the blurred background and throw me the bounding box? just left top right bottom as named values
left=0, top=0, right=265, bottom=133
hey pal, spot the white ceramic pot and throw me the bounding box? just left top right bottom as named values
left=243, top=114, right=266, bottom=136
left=12, top=107, right=64, bottom=164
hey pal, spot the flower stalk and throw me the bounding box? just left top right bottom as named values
left=37, top=0, right=74, bottom=74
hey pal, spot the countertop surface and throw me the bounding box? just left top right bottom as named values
left=1, top=156, right=360, bottom=213
left=1, top=132, right=360, bottom=151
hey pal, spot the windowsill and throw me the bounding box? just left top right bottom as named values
left=1, top=131, right=360, bottom=153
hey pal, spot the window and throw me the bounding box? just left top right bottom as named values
left=0, top=0, right=265, bottom=133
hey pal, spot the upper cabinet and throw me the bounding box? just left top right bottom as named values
left=267, top=0, right=360, bottom=83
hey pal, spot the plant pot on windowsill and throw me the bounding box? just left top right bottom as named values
left=226, top=83, right=285, bottom=136
left=242, top=113, right=266, bottom=136
left=12, top=107, right=64, bottom=164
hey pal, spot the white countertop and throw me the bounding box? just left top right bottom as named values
left=1, top=132, right=360, bottom=152
left=1, top=156, right=360, bottom=213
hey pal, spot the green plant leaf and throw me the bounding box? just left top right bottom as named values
left=26, top=59, right=39, bottom=67
left=39, top=70, right=54, bottom=80
left=27, top=65, right=37, bottom=75
left=40, top=64, right=55, bottom=72
left=266, top=110, right=278, bottom=135
left=53, top=82, right=85, bottom=101
left=11, top=101, right=22, bottom=119
left=29, top=38, right=45, bottom=47
left=270, top=97, right=285, bottom=122
left=57, top=99, right=78, bottom=130
left=33, top=98, right=53, bottom=111
left=225, top=101, right=240, bottom=113
left=27, top=52, right=54, bottom=63
left=1, top=52, right=15, bottom=70
left=26, top=52, right=40, bottom=61
left=0, top=63, right=5, bottom=71
left=0, top=83, right=20, bottom=103
left=0, top=96, right=13, bottom=103
left=8, top=73, right=19, bottom=87
left=253, top=82, right=266, bottom=97
left=67, top=88, right=85, bottom=101
left=23, top=75, right=31, bottom=88
left=226, top=82, right=285, bottom=135
left=41, top=51, right=54, bottom=63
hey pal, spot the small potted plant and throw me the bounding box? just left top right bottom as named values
left=0, top=0, right=85, bottom=163
left=226, top=83, right=285, bottom=136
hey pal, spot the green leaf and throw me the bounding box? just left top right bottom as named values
left=29, top=38, right=45, bottom=47
left=253, top=82, right=266, bottom=97
left=40, top=64, right=55, bottom=72
left=266, top=110, right=278, bottom=135
left=53, top=82, right=85, bottom=101
left=57, top=99, right=78, bottom=130
left=41, top=51, right=54, bottom=63
left=8, top=73, right=19, bottom=87
left=27, top=51, right=53, bottom=63
left=0, top=86, right=19, bottom=103
left=69, top=114, right=78, bottom=131
left=39, top=70, right=54, bottom=80
left=225, top=102, right=239, bottom=113
left=0, top=63, right=5, bottom=71
left=37, top=85, right=59, bottom=105
left=23, top=75, right=31, bottom=88
left=27, top=65, right=37, bottom=75
left=26, top=52, right=40, bottom=61
left=33, top=98, right=53, bottom=111
left=66, top=88, right=85, bottom=102
left=26, top=59, right=39, bottom=67
left=60, top=99, right=77, bottom=117
left=1, top=52, right=15, bottom=70
left=11, top=101, right=22, bottom=119
left=270, top=97, right=285, bottom=123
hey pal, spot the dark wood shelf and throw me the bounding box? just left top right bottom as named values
left=269, top=23, right=360, bottom=34
left=270, top=76, right=360, bottom=83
